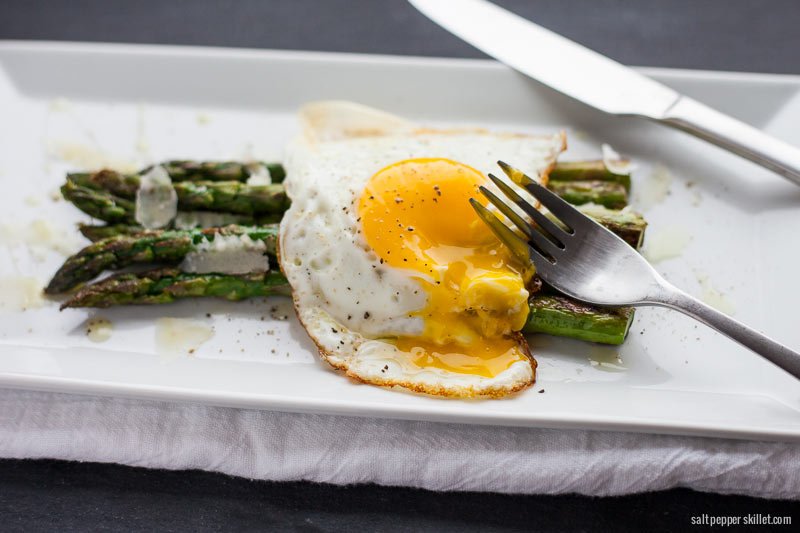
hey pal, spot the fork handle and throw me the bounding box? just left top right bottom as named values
left=653, top=285, right=800, bottom=380
left=660, top=95, right=800, bottom=186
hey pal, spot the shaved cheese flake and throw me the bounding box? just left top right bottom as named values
left=601, top=143, right=636, bottom=175
left=245, top=164, right=272, bottom=185
left=179, top=234, right=269, bottom=274
left=135, top=166, right=177, bottom=229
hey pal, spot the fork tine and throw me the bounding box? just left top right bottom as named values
left=469, top=199, right=541, bottom=268
left=497, top=161, right=586, bottom=229
left=479, top=186, right=563, bottom=257
left=486, top=173, right=569, bottom=243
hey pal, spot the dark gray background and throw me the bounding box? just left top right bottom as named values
left=2, top=0, right=799, bottom=531
left=3, top=0, right=800, bottom=74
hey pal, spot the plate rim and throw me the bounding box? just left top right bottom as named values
left=2, top=39, right=799, bottom=85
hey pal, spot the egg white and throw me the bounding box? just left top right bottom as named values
left=279, top=101, right=566, bottom=398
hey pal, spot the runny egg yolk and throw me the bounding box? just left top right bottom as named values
left=358, top=158, right=532, bottom=378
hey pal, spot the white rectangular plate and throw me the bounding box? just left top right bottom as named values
left=1, top=41, right=800, bottom=441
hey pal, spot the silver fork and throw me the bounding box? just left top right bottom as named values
left=471, top=161, right=800, bottom=381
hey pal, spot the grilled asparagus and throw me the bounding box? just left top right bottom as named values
left=549, top=160, right=632, bottom=190
left=523, top=293, right=634, bottom=345
left=67, top=170, right=289, bottom=215
left=155, top=160, right=285, bottom=183
left=61, top=268, right=290, bottom=309
left=55, top=159, right=641, bottom=345
left=46, top=225, right=279, bottom=294
left=545, top=180, right=628, bottom=209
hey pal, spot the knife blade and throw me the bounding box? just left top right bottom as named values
left=409, top=0, right=800, bottom=185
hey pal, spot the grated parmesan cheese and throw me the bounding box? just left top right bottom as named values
left=179, top=234, right=269, bottom=274
left=135, top=166, right=177, bottom=229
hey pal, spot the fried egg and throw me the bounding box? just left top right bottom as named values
left=279, top=101, right=566, bottom=398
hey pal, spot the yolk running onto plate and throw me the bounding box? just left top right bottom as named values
left=359, top=158, right=532, bottom=378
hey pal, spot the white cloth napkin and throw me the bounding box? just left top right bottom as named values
left=1, top=387, right=799, bottom=499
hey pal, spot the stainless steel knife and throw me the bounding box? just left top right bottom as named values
left=409, top=0, right=800, bottom=186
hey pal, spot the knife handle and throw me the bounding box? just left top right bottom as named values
left=660, top=96, right=800, bottom=186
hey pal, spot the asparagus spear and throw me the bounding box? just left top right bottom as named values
left=546, top=204, right=646, bottom=249
left=158, top=160, right=624, bottom=190
left=78, top=209, right=643, bottom=248
left=70, top=174, right=643, bottom=245
left=60, top=267, right=631, bottom=345
left=154, top=160, right=627, bottom=190
left=172, top=179, right=288, bottom=215
left=45, top=225, right=279, bottom=294
left=68, top=170, right=289, bottom=215
left=160, top=159, right=627, bottom=189
left=580, top=205, right=645, bottom=249
left=159, top=160, right=628, bottom=190
left=61, top=180, right=137, bottom=223
left=155, top=161, right=285, bottom=183
left=549, top=160, right=632, bottom=190
left=78, top=212, right=283, bottom=242
left=63, top=180, right=286, bottom=226
left=70, top=161, right=282, bottom=185
left=75, top=207, right=643, bottom=269
left=78, top=223, right=143, bottom=242
left=546, top=180, right=628, bottom=209
left=63, top=160, right=623, bottom=225
left=65, top=160, right=621, bottom=216
left=523, top=293, right=634, bottom=345
left=61, top=268, right=290, bottom=309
